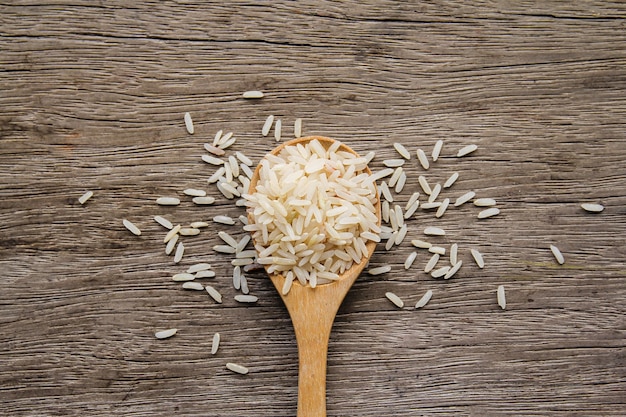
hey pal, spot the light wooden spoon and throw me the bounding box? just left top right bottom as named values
left=248, top=136, right=381, bottom=417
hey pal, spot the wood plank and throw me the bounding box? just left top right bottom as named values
left=1, top=1, right=625, bottom=415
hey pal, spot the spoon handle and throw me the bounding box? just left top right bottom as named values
left=293, top=315, right=333, bottom=417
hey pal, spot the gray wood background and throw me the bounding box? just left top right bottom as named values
left=1, top=1, right=625, bottom=416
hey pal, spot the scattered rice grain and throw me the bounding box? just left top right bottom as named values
left=156, top=197, right=181, bottom=206
left=172, top=273, right=195, bottom=282
left=418, top=175, right=432, bottom=195
left=428, top=183, right=441, bottom=203
left=477, top=207, right=500, bottom=219
left=394, top=142, right=411, bottom=159
left=174, top=242, right=184, bottom=263
left=242, top=90, right=264, bottom=99
left=411, top=239, right=432, bottom=249
left=383, top=159, right=405, bottom=168
left=454, top=191, right=475, bottom=207
left=431, top=266, right=450, bottom=278
left=261, top=115, right=274, bottom=136
left=432, top=140, right=443, bottom=162
left=497, top=285, right=506, bottom=309
left=226, top=362, right=249, bottom=375
left=416, top=148, right=429, bottom=169
left=154, top=215, right=173, bottom=230
left=429, top=246, right=446, bottom=255
left=123, top=219, right=141, bottom=236
left=444, top=260, right=462, bottom=279
left=234, top=294, right=258, bottom=303
left=385, top=292, right=404, bottom=308
left=187, top=263, right=212, bottom=273
left=474, top=198, right=497, bottom=207
left=415, top=290, right=433, bottom=309
left=550, top=244, right=565, bottom=265
left=404, top=251, right=418, bottom=269
left=213, top=215, right=235, bottom=225
left=211, top=333, right=220, bottom=354
left=165, top=234, right=179, bottom=255
left=424, top=226, right=445, bottom=236
left=184, top=112, right=194, bottom=134
left=78, top=190, right=93, bottom=205
left=274, top=119, right=282, bottom=141
left=294, top=118, right=302, bottom=138
left=195, top=270, right=216, bottom=279
left=155, top=328, right=177, bottom=339
left=581, top=203, right=604, bottom=213
left=457, top=144, right=478, bottom=157
left=182, top=282, right=204, bottom=291
left=424, top=253, right=440, bottom=273
left=470, top=248, right=484, bottom=268
left=179, top=227, right=200, bottom=236
left=369, top=265, right=391, bottom=275
left=443, top=172, right=459, bottom=188
left=435, top=198, right=450, bottom=218
left=205, top=285, right=223, bottom=303
left=192, top=196, right=216, bottom=205
left=183, top=188, right=206, bottom=197
left=164, top=224, right=181, bottom=243
left=450, top=243, right=458, bottom=265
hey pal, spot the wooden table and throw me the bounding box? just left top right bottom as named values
left=2, top=2, right=625, bottom=416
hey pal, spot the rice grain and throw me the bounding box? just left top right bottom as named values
left=369, top=265, right=391, bottom=275
left=182, top=282, right=204, bottom=291
left=454, top=191, right=475, bottom=207
left=123, top=219, right=141, bottom=236
left=404, top=251, right=418, bottom=269
left=394, top=142, right=411, bottom=159
left=581, top=203, right=604, bottom=213
left=164, top=224, right=181, bottom=243
left=184, top=112, right=194, bottom=134
left=226, top=363, right=249, bottom=375
left=497, top=285, right=506, bottom=309
left=435, top=198, right=450, bottom=218
left=174, top=242, right=184, bottom=263
left=416, top=148, right=429, bottom=169
left=211, top=333, right=220, bottom=354
left=155, top=328, right=177, bottom=339
left=550, top=244, right=565, bottom=265
left=411, top=239, right=432, bottom=249
left=444, top=261, right=462, bottom=279
left=294, top=118, right=302, bottom=138
left=274, top=119, right=282, bottom=141
left=431, top=266, right=450, bottom=278
left=385, top=292, right=404, bottom=308
left=172, top=273, right=195, bottom=282
left=415, top=290, right=433, bottom=309
left=193, top=196, right=216, bottom=205
left=418, top=175, right=432, bottom=195
left=443, top=172, right=459, bottom=188
left=184, top=188, right=206, bottom=197
left=470, top=248, right=484, bottom=268
left=450, top=243, right=458, bottom=265
left=474, top=198, right=497, bottom=207
left=154, top=215, right=173, bottom=230
left=156, top=197, right=181, bottom=206
left=424, top=253, right=440, bottom=273
left=243, top=90, right=264, bottom=99
left=78, top=190, right=93, bottom=205
left=234, top=294, right=258, bottom=303
left=457, top=144, right=478, bottom=157
left=477, top=207, right=500, bottom=219
left=432, top=140, right=443, bottom=162
left=205, top=285, right=223, bottom=303
left=424, top=226, right=445, bottom=236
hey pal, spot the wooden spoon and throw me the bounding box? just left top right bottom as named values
left=247, top=136, right=381, bottom=417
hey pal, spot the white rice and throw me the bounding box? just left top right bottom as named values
left=457, top=144, right=478, bottom=157
left=156, top=197, right=181, bottom=206
left=154, top=215, right=173, bottom=230
left=411, top=239, right=432, bottom=249
left=444, top=261, right=462, bottom=279
left=174, top=242, right=184, bottom=263
left=581, top=203, right=604, bottom=213
left=183, top=188, right=206, bottom=197
left=243, top=90, right=264, bottom=99
left=193, top=196, right=216, bottom=205
left=420, top=202, right=441, bottom=210
left=424, top=253, right=440, bottom=273
left=369, top=168, right=394, bottom=182
left=443, top=172, right=459, bottom=188
left=202, top=154, right=225, bottom=166
left=195, top=270, right=216, bottom=279
left=261, top=116, right=274, bottom=136
left=428, top=246, right=446, bottom=255
left=226, top=362, right=249, bottom=375
left=236, top=151, right=253, bottom=167
left=395, top=171, right=407, bottom=193
left=232, top=266, right=241, bottom=290
left=182, top=282, right=204, bottom=291
left=454, top=191, right=475, bottom=207
left=416, top=148, right=429, bottom=170
left=204, top=143, right=225, bottom=156
left=474, top=198, right=496, bottom=207
left=213, top=130, right=223, bottom=146
left=364, top=151, right=376, bottom=164
left=208, top=167, right=226, bottom=183
left=218, top=231, right=238, bottom=247
left=78, top=190, right=93, bottom=205
left=389, top=167, right=403, bottom=188
left=477, top=207, right=500, bottom=219
left=383, top=159, right=405, bottom=168
left=415, top=290, right=433, bottom=309
left=380, top=181, right=393, bottom=202
left=404, top=251, right=418, bottom=269
left=244, top=138, right=379, bottom=290
left=369, top=265, right=391, bottom=275
left=393, top=142, right=411, bottom=159
left=406, top=192, right=420, bottom=210
left=213, top=215, right=235, bottom=225
left=155, top=328, right=177, bottom=339
left=385, top=234, right=396, bottom=250
left=187, top=263, right=212, bottom=273
left=274, top=118, right=282, bottom=141
left=123, top=219, right=141, bottom=236
left=385, top=292, right=404, bottom=308
left=450, top=243, right=458, bottom=265
left=432, top=140, right=443, bottom=162
left=219, top=132, right=234, bottom=146
left=184, top=112, right=194, bottom=134
left=435, top=198, right=450, bottom=218
left=214, top=245, right=237, bottom=254
left=470, top=248, right=484, bottom=268
left=234, top=294, right=258, bottom=303
left=218, top=135, right=237, bottom=150
left=404, top=199, right=419, bottom=219
left=190, top=221, right=209, bottom=228
left=550, top=244, right=565, bottom=265
left=240, top=274, right=249, bottom=294
left=165, top=234, right=179, bottom=255
left=418, top=175, right=432, bottom=195
left=424, top=226, right=445, bottom=236
left=211, top=333, right=220, bottom=354
left=431, top=266, right=450, bottom=278
left=294, top=118, right=302, bottom=138
left=395, top=224, right=408, bottom=245
left=428, top=183, right=441, bottom=203
left=179, top=227, right=200, bottom=236
left=205, top=285, right=223, bottom=303
left=164, top=225, right=181, bottom=243
left=497, top=285, right=506, bottom=309
left=172, top=273, right=195, bottom=281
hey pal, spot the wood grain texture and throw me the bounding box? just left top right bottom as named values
left=1, top=1, right=625, bottom=416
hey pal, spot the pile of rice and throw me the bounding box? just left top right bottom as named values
left=243, top=138, right=381, bottom=291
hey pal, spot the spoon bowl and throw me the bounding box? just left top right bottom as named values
left=247, top=136, right=381, bottom=417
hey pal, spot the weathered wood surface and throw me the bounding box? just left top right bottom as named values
left=1, top=1, right=625, bottom=416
